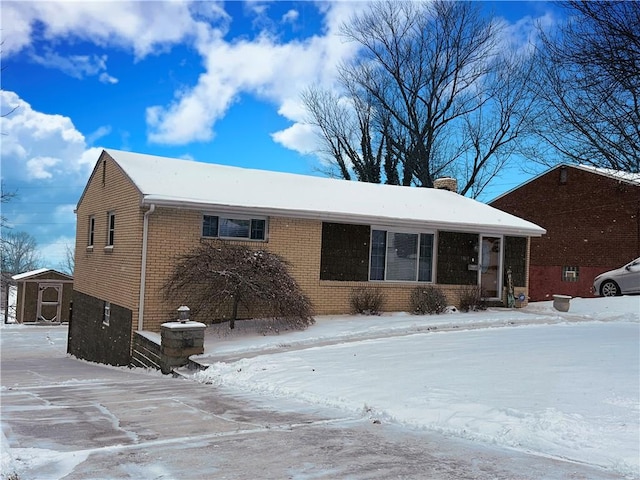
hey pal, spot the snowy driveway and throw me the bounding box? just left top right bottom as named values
left=2, top=297, right=638, bottom=480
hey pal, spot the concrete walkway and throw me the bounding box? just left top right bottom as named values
left=1, top=325, right=625, bottom=480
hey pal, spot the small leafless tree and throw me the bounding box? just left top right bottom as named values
left=1, top=230, right=42, bottom=275
left=304, top=1, right=537, bottom=197
left=58, top=244, right=75, bottom=276
left=164, top=241, right=314, bottom=329
left=1, top=182, right=16, bottom=232
left=528, top=1, right=640, bottom=172
left=1, top=41, right=19, bottom=119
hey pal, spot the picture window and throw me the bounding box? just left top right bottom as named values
left=370, top=230, right=434, bottom=282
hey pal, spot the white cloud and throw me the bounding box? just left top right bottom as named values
left=99, top=72, right=119, bottom=84
left=39, top=234, right=76, bottom=270
left=0, top=90, right=97, bottom=182
left=1, top=0, right=229, bottom=60
left=281, top=9, right=299, bottom=25
left=29, top=51, right=117, bottom=81
left=270, top=123, right=317, bottom=156
left=85, top=126, right=112, bottom=145
left=147, top=2, right=365, bottom=146
left=25, top=156, right=61, bottom=180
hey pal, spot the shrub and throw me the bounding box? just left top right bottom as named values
left=164, top=241, right=314, bottom=329
left=409, top=285, right=447, bottom=315
left=350, top=287, right=385, bottom=315
left=459, top=285, right=487, bottom=312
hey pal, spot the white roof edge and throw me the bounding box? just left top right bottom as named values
left=142, top=197, right=546, bottom=237
left=12, top=268, right=51, bottom=280
left=574, top=164, right=640, bottom=185
left=490, top=163, right=640, bottom=204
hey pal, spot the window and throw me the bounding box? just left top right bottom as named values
left=436, top=231, right=478, bottom=285
left=370, top=230, right=434, bottom=282
left=504, top=236, right=527, bottom=287
left=103, top=301, right=111, bottom=326
left=320, top=223, right=370, bottom=281
left=202, top=215, right=267, bottom=240
left=562, top=266, right=579, bottom=282
left=88, top=215, right=95, bottom=247
left=107, top=211, right=115, bottom=246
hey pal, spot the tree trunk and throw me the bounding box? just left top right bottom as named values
left=230, top=296, right=239, bottom=329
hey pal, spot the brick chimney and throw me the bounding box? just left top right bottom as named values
left=434, top=177, right=458, bottom=193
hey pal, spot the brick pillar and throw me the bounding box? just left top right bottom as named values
left=160, top=321, right=206, bottom=374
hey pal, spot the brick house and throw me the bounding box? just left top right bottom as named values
left=490, top=164, right=640, bottom=301
left=69, top=149, right=544, bottom=365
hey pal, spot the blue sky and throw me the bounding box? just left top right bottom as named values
left=1, top=1, right=560, bottom=268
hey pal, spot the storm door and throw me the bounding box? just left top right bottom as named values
left=479, top=236, right=503, bottom=300
left=37, top=283, right=62, bottom=322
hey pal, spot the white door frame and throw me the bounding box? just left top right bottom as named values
left=478, top=235, right=503, bottom=300
left=37, top=282, right=63, bottom=322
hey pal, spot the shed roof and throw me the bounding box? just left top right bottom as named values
left=12, top=268, right=73, bottom=281
left=101, top=149, right=545, bottom=236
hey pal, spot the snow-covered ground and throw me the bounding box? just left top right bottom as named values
left=190, top=296, right=640, bottom=478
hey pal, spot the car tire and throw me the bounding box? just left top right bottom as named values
left=600, top=280, right=620, bottom=297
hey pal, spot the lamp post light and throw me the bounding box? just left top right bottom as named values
left=177, top=305, right=190, bottom=323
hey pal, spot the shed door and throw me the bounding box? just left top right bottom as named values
left=479, top=236, right=502, bottom=300
left=37, top=283, right=62, bottom=322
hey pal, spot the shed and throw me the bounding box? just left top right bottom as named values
left=12, top=268, right=74, bottom=323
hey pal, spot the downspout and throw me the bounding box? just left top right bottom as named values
left=138, top=204, right=155, bottom=331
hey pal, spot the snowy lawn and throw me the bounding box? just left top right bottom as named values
left=191, top=296, right=640, bottom=477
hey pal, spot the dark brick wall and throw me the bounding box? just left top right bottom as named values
left=491, top=166, right=640, bottom=299
left=67, top=290, right=132, bottom=366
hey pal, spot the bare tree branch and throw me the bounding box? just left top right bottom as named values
left=303, top=1, right=537, bottom=196
left=529, top=1, right=640, bottom=172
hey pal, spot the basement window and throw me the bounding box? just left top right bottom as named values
left=103, top=301, right=111, bottom=326
left=562, top=266, right=579, bottom=282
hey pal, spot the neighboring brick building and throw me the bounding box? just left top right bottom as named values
left=70, top=149, right=544, bottom=365
left=490, top=164, right=640, bottom=301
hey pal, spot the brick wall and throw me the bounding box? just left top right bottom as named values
left=491, top=166, right=640, bottom=300
left=73, top=152, right=145, bottom=325
left=141, top=211, right=532, bottom=330
left=68, top=291, right=133, bottom=366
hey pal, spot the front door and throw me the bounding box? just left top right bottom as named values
left=479, top=236, right=502, bottom=300
left=37, top=283, right=62, bottom=322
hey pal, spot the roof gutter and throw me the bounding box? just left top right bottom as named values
left=140, top=198, right=546, bottom=237
left=138, top=204, right=155, bottom=331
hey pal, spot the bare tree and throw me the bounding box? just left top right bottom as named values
left=304, top=1, right=537, bottom=196
left=164, top=241, right=314, bottom=329
left=1, top=182, right=16, bottom=231
left=529, top=1, right=640, bottom=172
left=1, top=230, right=42, bottom=275
left=302, top=88, right=385, bottom=183
left=1, top=41, right=19, bottom=119
left=58, top=244, right=75, bottom=276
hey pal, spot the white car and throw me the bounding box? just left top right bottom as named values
left=593, top=257, right=640, bottom=296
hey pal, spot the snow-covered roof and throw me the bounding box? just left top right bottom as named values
left=11, top=268, right=72, bottom=281
left=491, top=163, right=640, bottom=203
left=103, top=149, right=545, bottom=236
left=576, top=164, right=640, bottom=185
